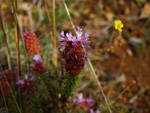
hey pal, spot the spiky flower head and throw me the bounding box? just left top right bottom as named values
left=58, top=27, right=90, bottom=76
left=22, top=29, right=41, bottom=55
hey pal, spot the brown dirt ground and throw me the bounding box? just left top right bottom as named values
left=101, top=44, right=150, bottom=112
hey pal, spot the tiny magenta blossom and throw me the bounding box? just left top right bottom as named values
left=22, top=29, right=41, bottom=55
left=58, top=27, right=90, bottom=75
left=114, top=20, right=124, bottom=32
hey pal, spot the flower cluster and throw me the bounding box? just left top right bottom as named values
left=16, top=73, right=35, bottom=97
left=58, top=27, right=90, bottom=75
left=32, top=55, right=46, bottom=75
left=75, top=93, right=93, bottom=111
left=75, top=93, right=100, bottom=113
left=22, top=29, right=41, bottom=55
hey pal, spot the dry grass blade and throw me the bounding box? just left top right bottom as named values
left=62, top=0, right=112, bottom=112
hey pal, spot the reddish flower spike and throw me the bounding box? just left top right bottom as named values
left=33, top=62, right=46, bottom=75
left=23, top=32, right=41, bottom=55
left=64, top=41, right=85, bottom=75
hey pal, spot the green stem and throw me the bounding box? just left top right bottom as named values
left=53, top=0, right=57, bottom=67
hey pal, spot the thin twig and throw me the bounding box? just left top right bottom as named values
left=62, top=0, right=76, bottom=33
left=62, top=0, right=112, bottom=112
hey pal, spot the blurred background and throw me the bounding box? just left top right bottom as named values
left=0, top=0, right=150, bottom=113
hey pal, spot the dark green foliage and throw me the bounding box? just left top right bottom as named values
left=61, top=74, right=82, bottom=99
left=7, top=95, right=20, bottom=113
left=29, top=95, right=44, bottom=113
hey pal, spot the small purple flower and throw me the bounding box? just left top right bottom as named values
left=58, top=26, right=90, bottom=53
left=89, top=109, right=94, bottom=113
left=82, top=32, right=89, bottom=44
left=58, top=44, right=66, bottom=53
left=16, top=78, right=24, bottom=85
left=21, top=28, right=25, bottom=34
left=14, top=66, right=18, bottom=71
left=29, top=73, right=35, bottom=80
left=33, top=55, right=42, bottom=62
left=24, top=73, right=35, bottom=80
left=0, top=76, right=3, bottom=80
left=59, top=31, right=66, bottom=42
left=96, top=109, right=101, bottom=113
left=77, top=26, right=83, bottom=39
left=89, top=109, right=101, bottom=113
left=75, top=93, right=85, bottom=105
left=66, top=31, right=73, bottom=41
left=87, top=95, right=93, bottom=106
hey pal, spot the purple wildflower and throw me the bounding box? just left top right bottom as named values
left=0, top=76, right=3, bottom=80
left=16, top=73, right=35, bottom=96
left=14, top=66, right=18, bottom=71
left=33, top=54, right=42, bottom=62
left=96, top=109, right=101, bottom=113
left=59, top=31, right=66, bottom=42
left=58, top=27, right=90, bottom=75
left=89, top=109, right=94, bottom=113
left=66, top=31, right=73, bottom=41
left=89, top=109, right=101, bottom=113
left=75, top=93, right=85, bottom=105
left=77, top=26, right=83, bottom=40
left=58, top=26, right=90, bottom=52
left=16, top=77, right=24, bottom=86
left=87, top=95, right=93, bottom=106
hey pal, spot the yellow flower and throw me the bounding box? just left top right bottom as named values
left=58, top=93, right=61, bottom=98
left=114, top=20, right=124, bottom=32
